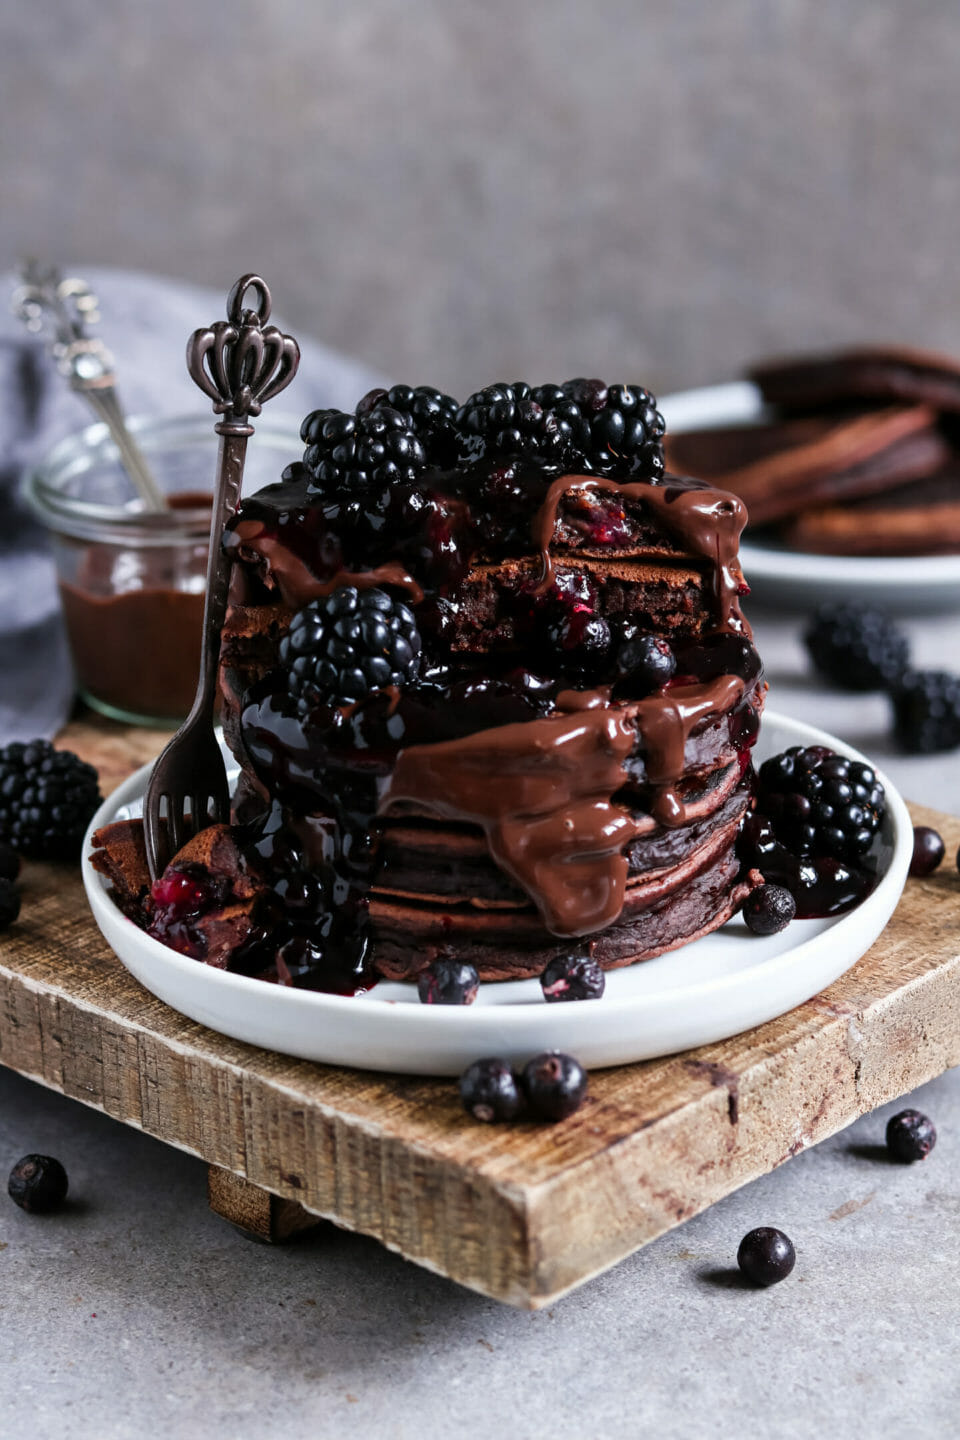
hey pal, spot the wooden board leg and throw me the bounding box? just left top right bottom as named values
left=207, top=1166, right=325, bottom=1244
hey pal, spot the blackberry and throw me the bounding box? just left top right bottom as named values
left=563, top=379, right=665, bottom=480
left=8, top=1154, right=69, bottom=1214
left=0, top=741, right=101, bottom=862
left=804, top=602, right=909, bottom=692
left=417, top=958, right=479, bottom=1006
left=521, top=1051, right=588, bottom=1121
left=755, top=746, right=885, bottom=862
left=459, top=1058, right=524, bottom=1123
left=0, top=879, right=20, bottom=930
left=909, top=826, right=945, bottom=878
left=0, top=841, right=19, bottom=881
left=359, top=384, right=460, bottom=467
left=540, top=952, right=606, bottom=1002
left=455, top=382, right=588, bottom=468
left=301, top=404, right=427, bottom=493
left=615, top=633, right=676, bottom=696
left=742, top=884, right=796, bottom=936
left=891, top=670, right=960, bottom=754
left=279, top=586, right=421, bottom=710
left=736, top=1227, right=796, bottom=1287
left=886, top=1109, right=937, bottom=1163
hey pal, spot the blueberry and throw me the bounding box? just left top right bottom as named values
left=8, top=1154, right=69, bottom=1214
left=545, top=610, right=611, bottom=677
left=909, top=826, right=945, bottom=878
left=418, top=958, right=480, bottom=1006
left=742, top=884, right=796, bottom=936
left=521, top=1051, right=588, bottom=1121
left=0, top=841, right=19, bottom=881
left=885, top=1109, right=936, bottom=1163
left=0, top=878, right=20, bottom=930
left=459, top=1058, right=523, bottom=1122
left=616, top=633, right=676, bottom=695
left=736, top=1227, right=796, bottom=1286
left=540, top=952, right=605, bottom=1002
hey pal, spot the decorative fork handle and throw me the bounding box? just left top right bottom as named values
left=10, top=261, right=168, bottom=512
left=184, top=273, right=301, bottom=723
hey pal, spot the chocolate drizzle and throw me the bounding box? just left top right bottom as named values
left=381, top=675, right=747, bottom=936
left=531, top=474, right=749, bottom=629
left=213, top=457, right=764, bottom=975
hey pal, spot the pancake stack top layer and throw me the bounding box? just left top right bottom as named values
left=94, top=380, right=766, bottom=990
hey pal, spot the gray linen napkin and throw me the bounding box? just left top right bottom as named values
left=0, top=267, right=385, bottom=743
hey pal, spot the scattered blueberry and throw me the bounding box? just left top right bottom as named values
left=891, top=670, right=960, bottom=755
left=417, top=958, right=480, bottom=1006
left=909, top=826, right=945, bottom=878
left=804, top=603, right=909, bottom=692
left=742, top=884, right=796, bottom=936
left=545, top=609, right=611, bottom=677
left=521, top=1051, right=588, bottom=1122
left=459, top=1059, right=524, bottom=1123
left=616, top=633, right=676, bottom=695
left=736, top=1227, right=796, bottom=1287
left=885, top=1109, right=937, bottom=1163
left=8, top=1154, right=69, bottom=1214
left=0, top=841, right=19, bottom=881
left=0, top=740, right=101, bottom=862
left=540, top=952, right=606, bottom=1002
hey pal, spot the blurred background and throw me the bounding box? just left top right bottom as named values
left=4, top=0, right=960, bottom=400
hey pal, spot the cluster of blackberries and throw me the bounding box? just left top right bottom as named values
left=300, top=378, right=665, bottom=497
left=279, top=586, right=422, bottom=714
left=805, top=603, right=960, bottom=754
left=460, top=1051, right=588, bottom=1123
left=0, top=740, right=101, bottom=863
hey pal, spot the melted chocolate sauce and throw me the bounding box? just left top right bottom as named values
left=216, top=460, right=763, bottom=976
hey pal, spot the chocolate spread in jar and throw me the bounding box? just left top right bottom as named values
left=59, top=492, right=211, bottom=723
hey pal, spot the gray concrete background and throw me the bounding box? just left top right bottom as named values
left=3, top=1, right=960, bottom=401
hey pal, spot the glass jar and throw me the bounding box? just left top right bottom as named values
left=23, top=412, right=302, bottom=726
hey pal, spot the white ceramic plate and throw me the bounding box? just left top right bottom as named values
left=81, top=711, right=911, bottom=1076
left=661, top=380, right=960, bottom=612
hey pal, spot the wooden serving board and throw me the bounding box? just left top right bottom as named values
left=1, top=715, right=959, bottom=1308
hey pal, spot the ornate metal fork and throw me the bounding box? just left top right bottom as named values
left=143, top=274, right=300, bottom=881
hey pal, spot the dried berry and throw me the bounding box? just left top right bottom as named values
left=742, top=884, right=796, bottom=936
left=540, top=952, right=605, bottom=1002
left=521, top=1051, right=588, bottom=1121
left=909, top=826, right=945, bottom=878
left=8, top=1154, right=69, bottom=1214
left=417, top=958, right=479, bottom=1006
left=885, top=1109, right=936, bottom=1163
left=459, top=1058, right=523, bottom=1123
left=736, top=1227, right=796, bottom=1286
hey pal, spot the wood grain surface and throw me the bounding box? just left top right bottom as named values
left=0, top=715, right=958, bottom=1307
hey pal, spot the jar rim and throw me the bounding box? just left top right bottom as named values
left=21, top=410, right=302, bottom=545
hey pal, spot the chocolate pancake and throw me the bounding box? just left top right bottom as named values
left=750, top=346, right=960, bottom=414
left=93, top=389, right=766, bottom=992
left=665, top=407, right=948, bottom=526
left=784, top=463, right=960, bottom=555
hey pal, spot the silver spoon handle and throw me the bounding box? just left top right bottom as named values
left=10, top=262, right=168, bottom=513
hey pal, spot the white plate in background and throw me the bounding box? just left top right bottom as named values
left=661, top=381, right=960, bottom=612
left=82, top=711, right=911, bottom=1076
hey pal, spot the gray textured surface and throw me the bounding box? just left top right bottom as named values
left=3, top=2, right=960, bottom=398
left=0, top=610, right=959, bottom=1438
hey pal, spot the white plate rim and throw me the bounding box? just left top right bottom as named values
left=81, top=710, right=912, bottom=1072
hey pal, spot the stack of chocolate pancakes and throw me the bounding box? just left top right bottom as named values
left=93, top=387, right=765, bottom=991
left=666, top=346, right=960, bottom=556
